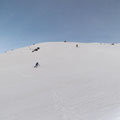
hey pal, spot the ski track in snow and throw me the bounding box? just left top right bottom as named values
left=52, top=90, right=82, bottom=120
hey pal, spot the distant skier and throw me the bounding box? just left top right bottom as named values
left=32, top=47, right=40, bottom=52
left=34, top=62, right=40, bottom=68
left=76, top=44, right=78, bottom=47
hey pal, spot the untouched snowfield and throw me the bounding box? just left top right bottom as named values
left=0, top=42, right=120, bottom=120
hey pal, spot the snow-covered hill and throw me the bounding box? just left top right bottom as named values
left=0, top=42, right=120, bottom=120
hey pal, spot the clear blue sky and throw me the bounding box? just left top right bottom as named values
left=0, top=0, right=120, bottom=52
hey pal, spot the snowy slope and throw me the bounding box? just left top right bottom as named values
left=0, top=42, right=120, bottom=120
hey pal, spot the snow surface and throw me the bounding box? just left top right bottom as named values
left=0, top=42, right=120, bottom=120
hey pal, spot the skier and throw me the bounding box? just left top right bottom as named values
left=76, top=44, right=78, bottom=47
left=34, top=62, right=40, bottom=68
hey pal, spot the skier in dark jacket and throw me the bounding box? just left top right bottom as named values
left=34, top=62, right=40, bottom=68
